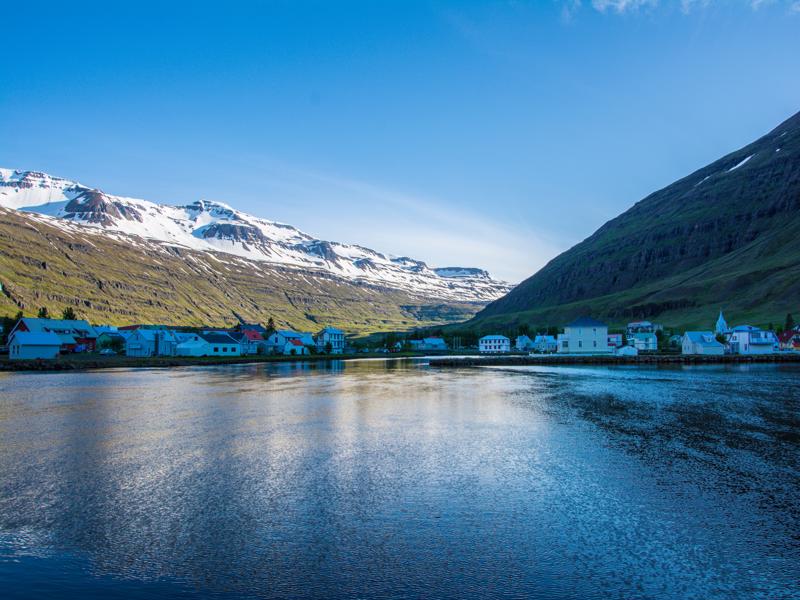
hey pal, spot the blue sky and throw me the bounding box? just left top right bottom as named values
left=2, top=1, right=799, bottom=282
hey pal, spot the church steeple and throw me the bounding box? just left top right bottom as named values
left=715, top=310, right=728, bottom=334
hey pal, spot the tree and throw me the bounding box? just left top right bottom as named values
left=1, top=315, right=15, bottom=344
left=266, top=317, right=276, bottom=333
left=325, top=342, right=333, bottom=354
left=37, top=307, right=49, bottom=319
left=384, top=332, right=398, bottom=349
left=716, top=333, right=727, bottom=345
left=785, top=313, right=795, bottom=332
left=62, top=307, right=77, bottom=320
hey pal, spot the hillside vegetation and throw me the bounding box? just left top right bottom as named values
left=0, top=208, right=483, bottom=334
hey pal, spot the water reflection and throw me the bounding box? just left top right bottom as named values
left=0, top=360, right=798, bottom=599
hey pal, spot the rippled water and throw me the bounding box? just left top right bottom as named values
left=0, top=359, right=798, bottom=599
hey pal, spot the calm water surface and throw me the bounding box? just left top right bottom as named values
left=0, top=359, right=798, bottom=599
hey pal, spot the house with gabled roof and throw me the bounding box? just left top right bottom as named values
left=557, top=317, right=611, bottom=354
left=237, top=329, right=264, bottom=355
left=9, top=331, right=62, bottom=360
left=515, top=335, right=535, bottom=352
left=176, top=332, right=242, bottom=357
left=281, top=338, right=309, bottom=355
left=9, top=318, right=98, bottom=352
left=316, top=327, right=345, bottom=354
left=681, top=331, right=724, bottom=355
left=629, top=332, right=658, bottom=352
left=778, top=329, right=800, bottom=351
left=265, top=330, right=315, bottom=354
left=125, top=328, right=182, bottom=357
left=726, top=325, right=774, bottom=355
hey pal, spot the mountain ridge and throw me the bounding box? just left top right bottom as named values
left=0, top=168, right=512, bottom=304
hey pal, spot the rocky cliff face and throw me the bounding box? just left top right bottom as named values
left=473, top=110, right=800, bottom=329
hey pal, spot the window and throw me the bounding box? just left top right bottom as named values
left=578, top=341, right=582, bottom=348
left=593, top=341, right=597, bottom=347
left=214, top=347, right=219, bottom=352
left=223, top=347, right=228, bottom=352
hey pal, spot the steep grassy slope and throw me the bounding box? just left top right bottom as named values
left=0, top=208, right=483, bottom=333
left=469, top=110, right=800, bottom=331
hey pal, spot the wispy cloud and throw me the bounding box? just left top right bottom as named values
left=590, top=0, right=658, bottom=13
left=679, top=0, right=710, bottom=14
left=560, top=0, right=583, bottom=21
left=561, top=0, right=799, bottom=15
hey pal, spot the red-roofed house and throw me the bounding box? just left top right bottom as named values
left=778, top=329, right=800, bottom=351
left=282, top=338, right=309, bottom=356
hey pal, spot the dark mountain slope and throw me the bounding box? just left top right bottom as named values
left=472, top=110, right=800, bottom=330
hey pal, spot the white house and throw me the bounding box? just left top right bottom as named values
left=515, top=334, right=556, bottom=353
left=615, top=345, right=639, bottom=357
left=727, top=325, right=774, bottom=355
left=125, top=329, right=181, bottom=357
left=9, top=331, right=62, bottom=360
left=266, top=330, right=315, bottom=354
left=629, top=332, right=658, bottom=352
left=479, top=335, right=511, bottom=353
left=281, top=338, right=310, bottom=355
left=533, top=335, right=557, bottom=353
left=316, top=327, right=345, bottom=354
left=176, top=332, right=242, bottom=357
left=557, top=317, right=611, bottom=354
left=682, top=331, right=725, bottom=355
left=515, top=335, right=535, bottom=351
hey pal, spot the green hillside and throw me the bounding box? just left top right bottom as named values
left=0, top=208, right=483, bottom=334
left=466, top=110, right=800, bottom=333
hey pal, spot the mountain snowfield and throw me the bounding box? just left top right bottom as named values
left=0, top=168, right=512, bottom=303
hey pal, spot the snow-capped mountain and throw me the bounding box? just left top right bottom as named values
left=0, top=168, right=512, bottom=302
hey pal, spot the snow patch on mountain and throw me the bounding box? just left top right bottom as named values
left=0, top=168, right=513, bottom=302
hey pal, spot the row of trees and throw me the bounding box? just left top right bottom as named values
left=33, top=306, right=78, bottom=320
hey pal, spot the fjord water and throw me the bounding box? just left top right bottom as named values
left=0, top=360, right=798, bottom=599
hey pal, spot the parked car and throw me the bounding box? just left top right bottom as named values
left=99, top=348, right=117, bottom=356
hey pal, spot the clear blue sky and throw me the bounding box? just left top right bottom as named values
left=2, top=1, right=799, bottom=282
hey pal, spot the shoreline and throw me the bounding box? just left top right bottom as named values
left=0, top=351, right=430, bottom=372
left=428, top=353, right=800, bottom=367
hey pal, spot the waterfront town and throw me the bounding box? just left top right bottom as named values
left=1, top=308, right=798, bottom=363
